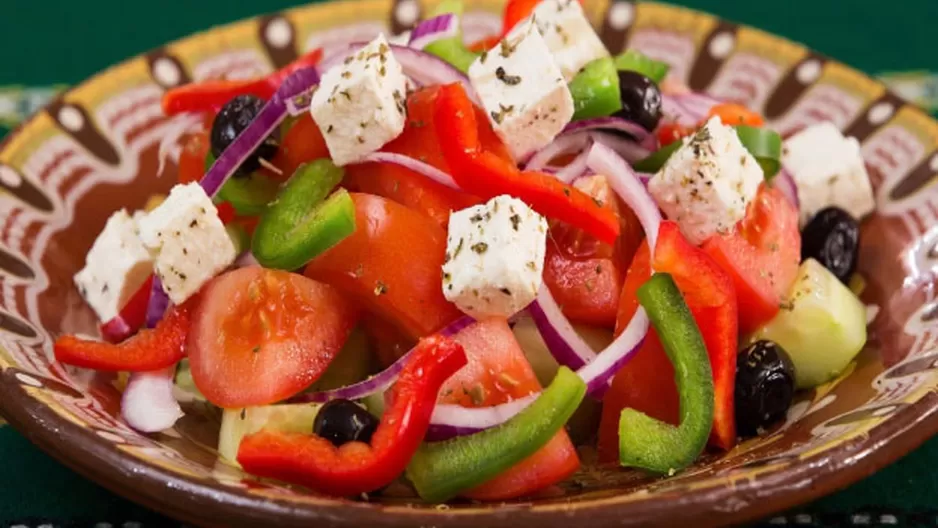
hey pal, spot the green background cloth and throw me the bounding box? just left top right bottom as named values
left=2, top=0, right=938, bottom=525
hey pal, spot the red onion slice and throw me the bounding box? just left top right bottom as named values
left=772, top=167, right=800, bottom=208
left=575, top=305, right=649, bottom=395
left=200, top=67, right=320, bottom=197
left=144, top=277, right=170, bottom=330
left=408, top=13, right=460, bottom=49
left=121, top=366, right=184, bottom=433
left=528, top=286, right=597, bottom=372
left=357, top=152, right=459, bottom=190
left=587, top=142, right=662, bottom=255
left=589, top=131, right=652, bottom=164
left=563, top=117, right=657, bottom=151
left=290, top=316, right=475, bottom=403
left=553, top=150, right=590, bottom=184
left=320, top=44, right=476, bottom=103
left=524, top=131, right=592, bottom=172
left=661, top=92, right=722, bottom=127
left=426, top=394, right=538, bottom=440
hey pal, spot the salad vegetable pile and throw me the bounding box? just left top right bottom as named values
left=59, top=0, right=875, bottom=501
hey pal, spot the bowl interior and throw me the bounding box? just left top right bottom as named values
left=1, top=1, right=938, bottom=526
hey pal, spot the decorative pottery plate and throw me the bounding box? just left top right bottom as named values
left=1, top=0, right=937, bottom=526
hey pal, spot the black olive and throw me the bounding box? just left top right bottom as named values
left=210, top=94, right=279, bottom=175
left=735, top=340, right=796, bottom=438
left=800, top=206, right=860, bottom=284
left=613, top=70, right=662, bottom=132
left=313, top=399, right=379, bottom=447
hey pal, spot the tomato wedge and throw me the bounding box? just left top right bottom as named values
left=441, top=319, right=579, bottom=500
left=270, top=113, right=330, bottom=181
left=544, top=175, right=644, bottom=328
left=304, top=193, right=463, bottom=340
left=344, top=86, right=506, bottom=228
left=177, top=131, right=211, bottom=184
left=702, top=185, right=801, bottom=334
left=188, top=267, right=359, bottom=408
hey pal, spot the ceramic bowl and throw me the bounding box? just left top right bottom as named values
left=1, top=1, right=937, bottom=526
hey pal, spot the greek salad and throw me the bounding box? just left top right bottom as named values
left=59, top=0, right=874, bottom=501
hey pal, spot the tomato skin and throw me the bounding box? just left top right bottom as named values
left=468, top=35, right=501, bottom=52
left=304, top=193, right=463, bottom=340
left=188, top=267, right=359, bottom=408
left=270, top=113, right=330, bottom=181
left=598, top=222, right=739, bottom=460
left=440, top=319, right=579, bottom=500
left=177, top=131, right=211, bottom=184
left=707, top=103, right=765, bottom=127
left=361, top=313, right=415, bottom=368
left=656, top=122, right=693, bottom=147
left=344, top=86, right=502, bottom=228
left=702, top=185, right=801, bottom=334
left=543, top=175, right=644, bottom=328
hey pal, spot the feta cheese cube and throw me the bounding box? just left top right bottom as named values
left=469, top=18, right=574, bottom=161
left=74, top=210, right=154, bottom=322
left=136, top=183, right=237, bottom=304
left=310, top=34, right=408, bottom=166
left=532, top=0, right=610, bottom=81
left=648, top=116, right=764, bottom=245
left=782, top=122, right=875, bottom=224
left=442, top=195, right=548, bottom=318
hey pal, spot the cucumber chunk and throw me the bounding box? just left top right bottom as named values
left=218, top=403, right=322, bottom=464
left=753, top=258, right=867, bottom=389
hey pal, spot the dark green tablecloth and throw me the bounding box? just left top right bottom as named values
left=2, top=1, right=938, bottom=526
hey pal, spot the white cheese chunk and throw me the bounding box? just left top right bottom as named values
left=468, top=18, right=574, bottom=161
left=532, top=0, right=610, bottom=81
left=74, top=210, right=154, bottom=322
left=310, top=34, right=408, bottom=166
left=648, top=116, right=764, bottom=245
left=136, top=183, right=237, bottom=304
left=782, top=122, right=875, bottom=225
left=442, top=195, right=548, bottom=319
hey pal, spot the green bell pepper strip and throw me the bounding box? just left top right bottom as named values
left=735, top=125, right=782, bottom=180
left=570, top=57, right=623, bottom=120
left=425, top=38, right=479, bottom=74
left=251, top=159, right=355, bottom=270
left=614, top=50, right=670, bottom=84
left=205, top=152, right=281, bottom=216
left=632, top=139, right=682, bottom=173
left=619, top=273, right=714, bottom=474
left=406, top=366, right=586, bottom=502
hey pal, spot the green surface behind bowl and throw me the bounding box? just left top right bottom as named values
left=1, top=0, right=938, bottom=525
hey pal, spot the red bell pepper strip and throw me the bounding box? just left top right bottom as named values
left=55, top=300, right=194, bottom=372
left=501, top=0, right=583, bottom=35
left=161, top=48, right=323, bottom=115
left=237, top=335, right=468, bottom=496
left=501, top=0, right=541, bottom=35
left=434, top=83, right=620, bottom=245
